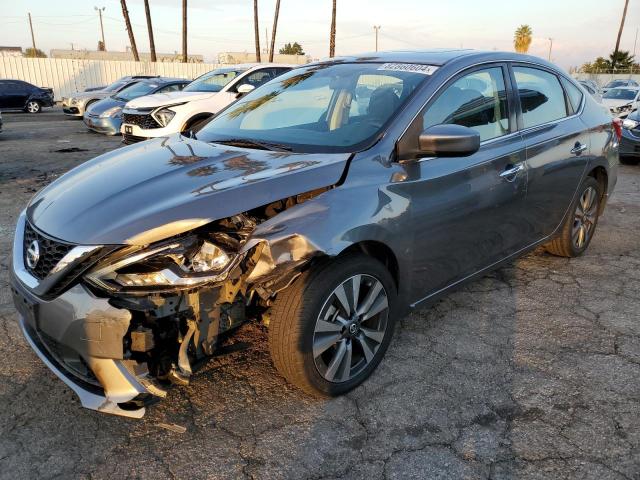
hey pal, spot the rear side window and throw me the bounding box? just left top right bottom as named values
left=513, top=67, right=567, bottom=129
left=561, top=78, right=583, bottom=113
left=423, top=67, right=510, bottom=142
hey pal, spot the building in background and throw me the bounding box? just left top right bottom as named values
left=218, top=52, right=310, bottom=65
left=50, top=49, right=204, bottom=63
left=0, top=46, right=23, bottom=58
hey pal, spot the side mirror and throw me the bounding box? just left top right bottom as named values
left=236, top=84, right=255, bottom=97
left=418, top=124, right=480, bottom=157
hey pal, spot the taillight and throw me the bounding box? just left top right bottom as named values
left=612, top=118, right=623, bottom=141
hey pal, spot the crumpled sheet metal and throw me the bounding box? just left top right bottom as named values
left=242, top=233, right=323, bottom=294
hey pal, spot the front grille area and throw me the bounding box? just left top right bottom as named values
left=23, top=222, right=74, bottom=280
left=123, top=112, right=161, bottom=130
left=123, top=133, right=149, bottom=145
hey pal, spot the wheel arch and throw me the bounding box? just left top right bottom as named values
left=182, top=112, right=214, bottom=133
left=587, top=165, right=608, bottom=214
left=339, top=240, right=400, bottom=291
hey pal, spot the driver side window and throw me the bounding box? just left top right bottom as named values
left=423, top=67, right=509, bottom=142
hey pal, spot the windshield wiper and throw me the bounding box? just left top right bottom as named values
left=213, top=138, right=292, bottom=152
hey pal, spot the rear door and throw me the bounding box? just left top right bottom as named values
left=511, top=65, right=590, bottom=239
left=396, top=64, right=530, bottom=300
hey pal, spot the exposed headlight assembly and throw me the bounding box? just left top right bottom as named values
left=86, top=236, right=238, bottom=293
left=100, top=106, right=123, bottom=118
left=152, top=103, right=186, bottom=127
left=622, top=118, right=639, bottom=130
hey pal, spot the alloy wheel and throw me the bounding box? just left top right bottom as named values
left=27, top=101, right=40, bottom=113
left=312, top=274, right=389, bottom=383
left=572, top=186, right=598, bottom=249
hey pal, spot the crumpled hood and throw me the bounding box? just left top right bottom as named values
left=602, top=98, right=635, bottom=108
left=27, top=136, right=350, bottom=245
left=126, top=91, right=215, bottom=109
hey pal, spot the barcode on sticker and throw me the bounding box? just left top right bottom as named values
left=378, top=63, right=439, bottom=75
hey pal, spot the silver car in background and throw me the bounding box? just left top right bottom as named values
left=61, top=75, right=160, bottom=117
left=578, top=80, right=603, bottom=103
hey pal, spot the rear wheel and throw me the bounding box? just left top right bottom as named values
left=545, top=176, right=602, bottom=257
left=25, top=100, right=41, bottom=113
left=268, top=254, right=397, bottom=396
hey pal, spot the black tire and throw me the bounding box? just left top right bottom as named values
left=545, top=176, right=602, bottom=257
left=620, top=156, right=640, bottom=165
left=25, top=100, right=41, bottom=114
left=268, top=253, right=397, bottom=397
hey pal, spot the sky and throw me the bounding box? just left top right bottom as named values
left=0, top=0, right=638, bottom=69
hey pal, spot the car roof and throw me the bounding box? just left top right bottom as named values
left=608, top=86, right=639, bottom=90
left=310, top=49, right=563, bottom=69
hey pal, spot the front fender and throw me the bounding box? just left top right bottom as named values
left=241, top=183, right=413, bottom=299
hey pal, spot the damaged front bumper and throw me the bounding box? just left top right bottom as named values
left=12, top=279, right=158, bottom=418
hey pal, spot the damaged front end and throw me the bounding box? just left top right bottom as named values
left=12, top=189, right=328, bottom=418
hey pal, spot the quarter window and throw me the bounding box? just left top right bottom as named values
left=423, top=67, right=509, bottom=142
left=561, top=78, right=584, bottom=113
left=513, top=67, right=567, bottom=129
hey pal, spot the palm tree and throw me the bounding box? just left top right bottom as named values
left=143, top=0, right=156, bottom=62
left=514, top=25, right=533, bottom=54
left=613, top=0, right=630, bottom=69
left=329, top=0, right=336, bottom=57
left=269, top=0, right=281, bottom=62
left=609, top=50, right=635, bottom=71
left=254, top=0, right=261, bottom=62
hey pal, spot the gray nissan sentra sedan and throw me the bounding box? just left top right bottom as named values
left=11, top=50, right=618, bottom=417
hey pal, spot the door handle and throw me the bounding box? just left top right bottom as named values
left=499, top=163, right=525, bottom=181
left=571, top=142, right=588, bottom=155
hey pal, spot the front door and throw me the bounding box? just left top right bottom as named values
left=396, top=65, right=530, bottom=303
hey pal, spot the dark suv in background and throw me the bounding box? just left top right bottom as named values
left=0, top=79, right=54, bottom=113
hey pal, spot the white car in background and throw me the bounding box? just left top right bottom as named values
left=601, top=86, right=640, bottom=118
left=120, top=64, right=294, bottom=144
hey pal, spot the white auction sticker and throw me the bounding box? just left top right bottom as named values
left=377, top=63, right=439, bottom=75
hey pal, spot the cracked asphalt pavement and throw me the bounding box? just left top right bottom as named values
left=0, top=110, right=639, bottom=479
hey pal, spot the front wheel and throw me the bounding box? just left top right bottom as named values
left=545, top=176, right=602, bottom=257
left=25, top=100, right=41, bottom=114
left=268, top=254, right=397, bottom=396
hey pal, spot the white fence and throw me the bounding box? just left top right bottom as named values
left=0, top=57, right=223, bottom=100
left=572, top=73, right=640, bottom=88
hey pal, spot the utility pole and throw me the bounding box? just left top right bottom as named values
left=613, top=0, right=630, bottom=70
left=182, top=0, right=188, bottom=62
left=269, top=0, right=280, bottom=62
left=329, top=0, right=336, bottom=57
left=28, top=13, right=37, bottom=53
left=548, top=38, right=553, bottom=61
left=143, top=0, right=156, bottom=62
left=95, top=7, right=106, bottom=50
left=373, top=25, right=381, bottom=52
left=253, top=0, right=261, bottom=62
left=264, top=27, right=269, bottom=55
left=120, top=0, right=140, bottom=61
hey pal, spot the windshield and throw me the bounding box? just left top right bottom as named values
left=606, top=80, right=627, bottom=88
left=104, top=80, right=131, bottom=92
left=113, top=82, right=159, bottom=101
left=603, top=88, right=637, bottom=100
left=197, top=63, right=430, bottom=153
left=183, top=68, right=245, bottom=92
